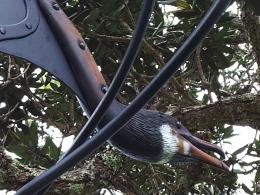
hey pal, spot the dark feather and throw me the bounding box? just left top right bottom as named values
left=108, top=107, right=183, bottom=163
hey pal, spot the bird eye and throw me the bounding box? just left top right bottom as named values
left=176, top=121, right=182, bottom=129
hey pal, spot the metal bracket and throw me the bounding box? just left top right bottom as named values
left=0, top=0, right=40, bottom=41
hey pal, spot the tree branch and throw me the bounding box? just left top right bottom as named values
left=174, top=93, right=260, bottom=131
left=0, top=147, right=145, bottom=194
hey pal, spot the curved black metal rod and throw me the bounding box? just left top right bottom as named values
left=60, top=0, right=155, bottom=162
left=16, top=0, right=231, bottom=194
left=38, top=0, right=155, bottom=194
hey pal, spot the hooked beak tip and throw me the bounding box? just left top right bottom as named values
left=221, top=161, right=230, bottom=171
left=177, top=135, right=229, bottom=171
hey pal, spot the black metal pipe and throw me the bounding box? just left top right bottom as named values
left=60, top=0, right=155, bottom=162
left=16, top=0, right=231, bottom=194
left=37, top=0, right=155, bottom=194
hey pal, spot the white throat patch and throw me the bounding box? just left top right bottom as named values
left=158, top=124, right=178, bottom=163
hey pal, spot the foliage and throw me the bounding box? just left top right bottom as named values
left=0, top=0, right=260, bottom=194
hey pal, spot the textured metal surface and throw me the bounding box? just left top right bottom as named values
left=0, top=0, right=40, bottom=41
left=39, top=0, right=107, bottom=113
left=0, top=0, right=84, bottom=102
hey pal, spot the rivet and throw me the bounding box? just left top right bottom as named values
left=176, top=121, right=182, bottom=129
left=52, top=2, right=60, bottom=10
left=79, top=42, right=86, bottom=50
left=0, top=27, right=6, bottom=35
left=101, top=85, right=108, bottom=93
left=25, top=23, right=32, bottom=29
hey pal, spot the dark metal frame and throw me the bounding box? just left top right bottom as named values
left=37, top=0, right=156, bottom=194
left=0, top=0, right=39, bottom=41
left=0, top=0, right=232, bottom=194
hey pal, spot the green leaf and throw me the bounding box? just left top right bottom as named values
left=242, top=184, right=252, bottom=194
left=222, top=126, right=234, bottom=139
left=255, top=138, right=260, bottom=155
left=50, top=82, right=59, bottom=91
left=176, top=0, right=192, bottom=9
left=41, top=136, right=60, bottom=161
left=7, top=145, right=32, bottom=163
left=232, top=144, right=248, bottom=156
left=255, top=166, right=260, bottom=182
left=84, top=8, right=100, bottom=24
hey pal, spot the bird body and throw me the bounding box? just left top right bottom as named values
left=105, top=105, right=228, bottom=170
left=108, top=108, right=179, bottom=163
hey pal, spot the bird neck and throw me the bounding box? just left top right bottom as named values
left=157, top=124, right=178, bottom=163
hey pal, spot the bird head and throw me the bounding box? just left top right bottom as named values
left=159, top=122, right=229, bottom=171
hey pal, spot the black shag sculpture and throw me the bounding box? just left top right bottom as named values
left=0, top=0, right=232, bottom=194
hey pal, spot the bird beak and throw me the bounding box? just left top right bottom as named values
left=181, top=134, right=226, bottom=158
left=176, top=135, right=229, bottom=171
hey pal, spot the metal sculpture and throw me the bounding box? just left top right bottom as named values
left=0, top=0, right=232, bottom=194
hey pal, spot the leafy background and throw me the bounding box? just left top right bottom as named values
left=1, top=0, right=260, bottom=194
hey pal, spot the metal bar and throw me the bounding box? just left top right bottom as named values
left=37, top=0, right=155, bottom=194
left=38, top=0, right=107, bottom=113
left=16, top=0, right=231, bottom=194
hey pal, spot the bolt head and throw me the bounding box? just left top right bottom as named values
left=101, top=85, right=108, bottom=93
left=52, top=2, right=60, bottom=10
left=79, top=42, right=86, bottom=50
left=176, top=121, right=182, bottom=129
left=25, top=23, right=32, bottom=29
left=0, top=27, right=6, bottom=35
